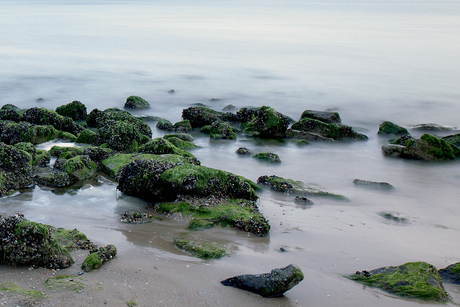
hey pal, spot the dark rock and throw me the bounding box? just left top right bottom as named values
left=0, top=121, right=57, bottom=145
left=23, top=107, right=84, bottom=136
left=0, top=109, right=22, bottom=122
left=411, top=123, right=458, bottom=132
left=378, top=121, right=409, bottom=136
left=348, top=262, right=448, bottom=301
left=294, top=196, right=313, bottom=204
left=201, top=121, right=238, bottom=139
left=81, top=244, right=117, bottom=272
left=55, top=100, right=87, bottom=121
left=300, top=110, right=341, bottom=124
left=182, top=106, right=238, bottom=128
left=168, top=89, right=175, bottom=94
left=36, top=171, right=72, bottom=188
left=156, top=118, right=174, bottom=131
left=221, top=264, right=304, bottom=297
left=75, top=129, right=98, bottom=144
left=138, top=137, right=196, bottom=159
left=439, top=263, right=460, bottom=284
left=291, top=118, right=367, bottom=141
left=0, top=213, right=73, bottom=269
left=54, top=155, right=97, bottom=183
left=353, top=179, right=394, bottom=189
left=49, top=146, right=83, bottom=159
left=173, top=120, right=192, bottom=133
left=242, top=106, right=290, bottom=138
left=252, top=152, right=281, bottom=163
left=284, top=129, right=334, bottom=142
left=389, top=134, right=415, bottom=146
left=236, top=147, right=252, bottom=155
left=0, top=142, right=34, bottom=196
left=97, top=120, right=150, bottom=152
left=124, top=95, right=150, bottom=109
left=222, top=104, right=237, bottom=112
left=442, top=133, right=460, bottom=149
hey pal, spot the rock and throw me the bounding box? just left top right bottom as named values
left=54, top=155, right=97, bottom=183
left=442, top=133, right=460, bottom=149
left=168, top=89, right=175, bottom=94
left=120, top=210, right=159, bottom=224
left=138, top=137, right=196, bottom=159
left=236, top=147, right=252, bottom=155
left=81, top=147, right=114, bottom=168
left=156, top=118, right=174, bottom=131
left=294, top=196, right=314, bottom=204
left=439, top=263, right=460, bottom=284
left=51, top=228, right=96, bottom=251
left=14, top=142, right=50, bottom=167
left=36, top=171, right=72, bottom=188
left=44, top=275, right=86, bottom=292
left=201, top=121, right=238, bottom=139
left=182, top=106, right=238, bottom=128
left=96, top=120, right=150, bottom=152
left=378, top=121, right=409, bottom=136
left=291, top=118, right=368, bottom=141
left=257, top=175, right=348, bottom=200
left=242, top=106, right=290, bottom=138
left=0, top=213, right=73, bottom=269
left=388, top=134, right=415, bottom=146
left=0, top=142, right=34, bottom=196
left=284, top=129, right=334, bottom=142
left=353, top=179, right=394, bottom=189
left=81, top=244, right=117, bottom=272
left=378, top=212, right=408, bottom=223
left=222, top=104, right=237, bottom=112
left=55, top=100, right=87, bottom=120
left=75, top=129, right=98, bottom=144
left=221, top=264, right=304, bottom=297
left=382, top=133, right=460, bottom=161
left=162, top=136, right=198, bottom=150
left=124, top=95, right=150, bottom=109
left=163, top=133, right=195, bottom=142
left=173, top=120, right=192, bottom=133
left=23, top=107, right=84, bottom=136
left=49, top=146, right=83, bottom=159
left=174, top=239, right=228, bottom=259
left=0, top=108, right=22, bottom=122
left=252, top=152, right=281, bottom=163
left=348, top=262, right=448, bottom=301
left=410, top=123, right=458, bottom=132
left=300, top=110, right=341, bottom=124
left=0, top=121, right=57, bottom=145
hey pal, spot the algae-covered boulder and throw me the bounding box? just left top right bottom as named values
left=173, top=120, right=192, bottom=133
left=138, top=137, right=195, bottom=158
left=236, top=147, right=252, bottom=155
left=182, top=106, right=238, bottom=128
left=252, top=152, right=281, bottom=163
left=439, top=262, right=460, bottom=284
left=97, top=120, right=150, bottom=152
left=163, top=133, right=195, bottom=142
left=291, top=118, right=368, bottom=141
left=221, top=264, right=304, bottom=297
left=301, top=110, right=341, bottom=124
left=75, top=129, right=98, bottom=144
left=349, top=262, right=448, bottom=301
left=0, top=142, right=33, bottom=195
left=117, top=161, right=258, bottom=202
left=382, top=133, right=460, bottom=161
left=156, top=118, right=174, bottom=131
left=0, top=121, right=57, bottom=145
left=81, top=244, right=117, bottom=272
left=0, top=108, right=22, bottom=122
left=162, top=136, right=198, bottom=150
left=54, top=155, right=97, bottom=182
left=257, top=175, right=348, bottom=200
left=56, top=100, right=87, bottom=120
left=378, top=121, right=409, bottom=136
left=284, top=129, right=334, bottom=142
left=36, top=171, right=72, bottom=188
left=174, top=239, right=228, bottom=259
left=124, top=95, right=150, bottom=109
left=411, top=123, right=457, bottom=132
left=14, top=142, right=50, bottom=167
left=23, top=107, right=83, bottom=136
left=0, top=213, right=73, bottom=269
left=442, top=133, right=460, bottom=150
left=201, top=121, right=238, bottom=139
left=353, top=179, right=394, bottom=189
left=81, top=146, right=114, bottom=166
left=52, top=228, right=95, bottom=251
left=49, top=146, right=83, bottom=159
left=242, top=106, right=290, bottom=138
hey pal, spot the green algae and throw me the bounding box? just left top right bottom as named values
left=0, top=281, right=46, bottom=299
left=174, top=239, right=228, bottom=259
left=378, top=121, right=409, bottom=135
left=61, top=155, right=97, bottom=181
left=162, top=136, right=198, bottom=150
left=173, top=120, right=192, bottom=132
left=348, top=262, right=448, bottom=301
left=44, top=275, right=86, bottom=293
left=252, top=152, right=281, bottom=163
left=402, top=133, right=460, bottom=161
left=291, top=118, right=367, bottom=140
left=125, top=95, right=150, bottom=109
left=81, top=252, right=102, bottom=272
left=49, top=146, right=83, bottom=159
left=126, top=299, right=139, bottom=307
left=138, top=137, right=195, bottom=158
left=52, top=228, right=88, bottom=250
left=55, top=100, right=87, bottom=120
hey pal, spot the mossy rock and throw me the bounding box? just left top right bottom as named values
left=442, top=133, right=460, bottom=150
left=0, top=108, right=22, bottom=122
left=81, top=244, right=117, bottom=272
left=284, top=129, right=334, bottom=142
left=0, top=142, right=34, bottom=195
left=56, top=130, right=77, bottom=142
left=158, top=199, right=269, bottom=236
left=174, top=239, right=228, bottom=259
left=124, top=95, right=150, bottom=109
left=52, top=228, right=88, bottom=251
left=173, top=120, right=192, bottom=132
left=57, top=155, right=97, bottom=182
left=348, top=262, right=448, bottom=301
left=23, top=107, right=84, bottom=136
left=291, top=118, right=368, bottom=140
left=138, top=137, right=196, bottom=158
left=257, top=175, right=348, bottom=200
left=182, top=106, right=238, bottom=128
left=97, top=120, right=150, bottom=152
left=55, top=100, right=87, bottom=120
left=300, top=110, right=341, bottom=124
left=202, top=121, right=238, bottom=139
left=75, top=129, right=97, bottom=144
left=36, top=171, right=72, bottom=188
left=163, top=133, right=195, bottom=142
left=156, top=118, right=174, bottom=131
left=242, top=106, right=290, bottom=138
left=162, top=137, right=198, bottom=150
left=439, top=262, right=460, bottom=284
left=49, top=146, right=84, bottom=159
left=0, top=281, right=46, bottom=299
left=0, top=120, right=57, bottom=145
left=44, top=275, right=86, bottom=293
left=400, top=133, right=460, bottom=160
left=378, top=121, right=410, bottom=136
left=34, top=149, right=51, bottom=167
left=252, top=152, right=281, bottom=163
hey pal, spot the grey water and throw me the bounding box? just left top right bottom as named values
left=1, top=0, right=460, bottom=306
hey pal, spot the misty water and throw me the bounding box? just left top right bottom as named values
left=1, top=0, right=460, bottom=306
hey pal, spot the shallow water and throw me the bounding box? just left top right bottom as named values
left=1, top=0, right=460, bottom=306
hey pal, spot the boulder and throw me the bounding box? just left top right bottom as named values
left=49, top=146, right=83, bottom=159
left=23, top=107, right=83, bottom=136
left=55, top=100, right=87, bottom=120
left=173, top=120, right=192, bottom=133
left=410, top=123, right=458, bottom=132
left=81, top=244, right=117, bottom=272
left=138, top=137, right=196, bottom=158
left=0, top=142, right=34, bottom=195
left=378, top=121, right=409, bottom=136
left=0, top=108, right=22, bottom=122
left=124, top=95, right=150, bottom=109
left=291, top=118, right=367, bottom=141
left=0, top=213, right=73, bottom=269
left=242, top=106, right=290, bottom=138
left=439, top=263, right=460, bottom=284
left=96, top=120, right=150, bottom=152
left=300, top=110, right=341, bottom=124
left=54, top=155, right=97, bottom=183
left=182, top=106, right=238, bottom=128
left=75, top=129, right=98, bottom=144
left=0, top=121, right=57, bottom=145
left=163, top=133, right=195, bottom=142
left=349, top=262, right=448, bottom=301
left=236, top=147, right=252, bottom=155
left=442, top=133, right=460, bottom=149
left=284, top=129, right=334, bottom=142
left=353, top=179, right=394, bottom=189
left=252, top=152, right=281, bottom=163
left=221, top=264, right=304, bottom=297
left=201, top=121, right=238, bottom=139
left=156, top=118, right=174, bottom=131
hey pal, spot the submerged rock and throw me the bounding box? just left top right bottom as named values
left=201, top=121, right=238, bottom=139
left=182, top=106, right=238, bottom=128
left=252, top=152, right=281, bottom=163
left=353, top=179, right=394, bottom=189
left=348, top=262, right=448, bottom=301
left=291, top=118, right=367, bottom=141
left=410, top=123, right=458, bottom=132
left=221, top=264, right=304, bottom=297
left=124, top=95, right=150, bottom=109
left=236, top=147, right=252, bottom=155
left=284, top=129, right=334, bottom=142
left=55, top=100, right=87, bottom=121
left=378, top=121, right=409, bottom=136
left=300, top=110, right=341, bottom=124
left=81, top=244, right=117, bottom=272
left=0, top=213, right=73, bottom=269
